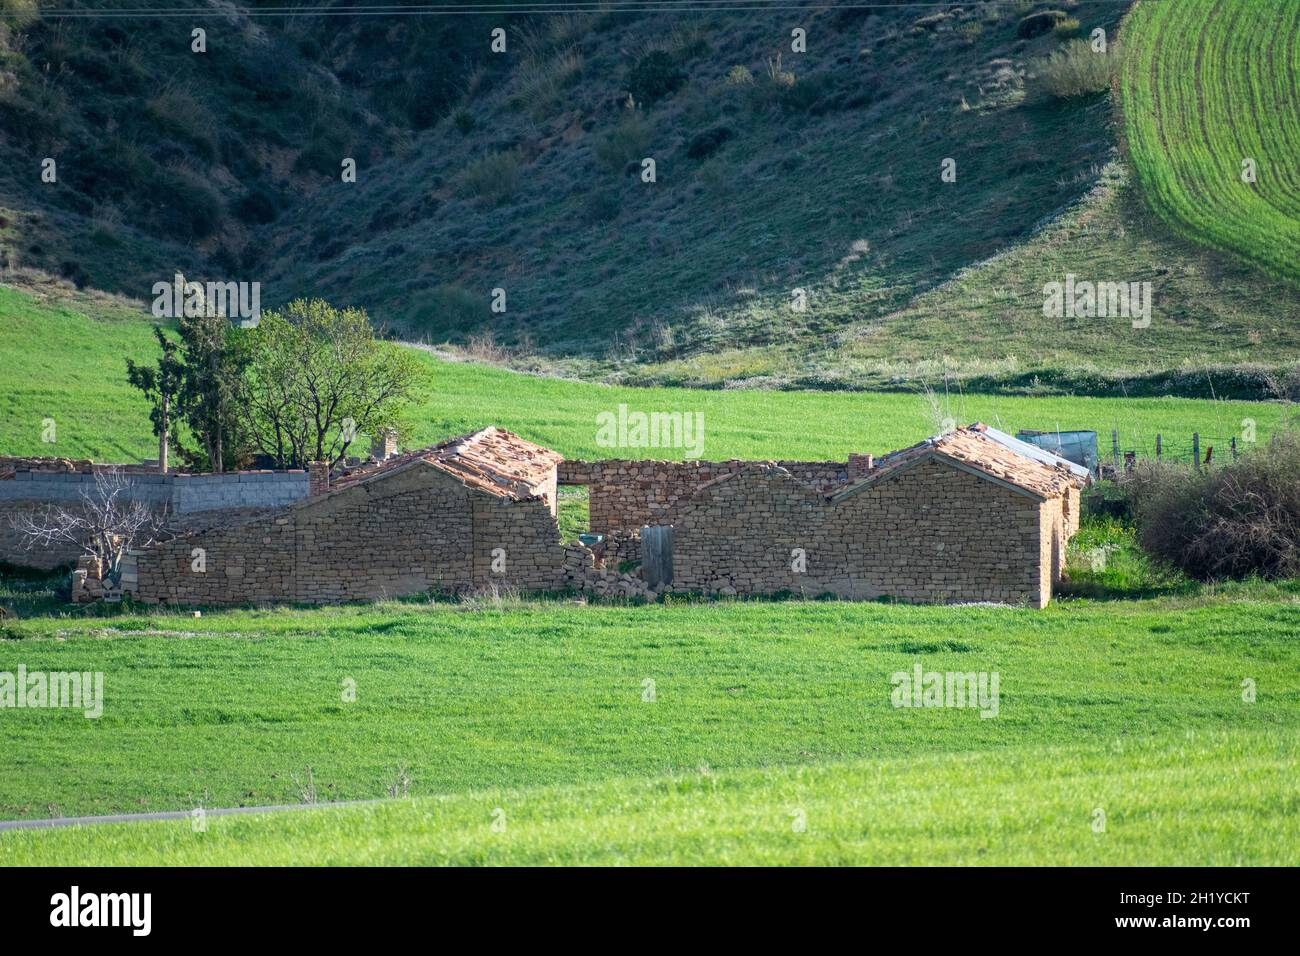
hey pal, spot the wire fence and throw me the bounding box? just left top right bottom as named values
left=1104, top=430, right=1251, bottom=473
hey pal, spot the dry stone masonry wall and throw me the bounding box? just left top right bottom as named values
left=669, top=459, right=1055, bottom=607
left=560, top=456, right=871, bottom=535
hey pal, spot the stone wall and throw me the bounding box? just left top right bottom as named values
left=129, top=460, right=639, bottom=606
left=559, top=457, right=868, bottom=535
left=668, top=458, right=1056, bottom=606
left=135, top=463, right=470, bottom=604
left=669, top=465, right=831, bottom=597
left=0, top=500, right=85, bottom=569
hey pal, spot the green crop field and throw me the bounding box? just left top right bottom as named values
left=1121, top=0, right=1300, bottom=284
left=2, top=1, right=1299, bottom=874
left=0, top=285, right=1288, bottom=465
left=1, top=584, right=1297, bottom=865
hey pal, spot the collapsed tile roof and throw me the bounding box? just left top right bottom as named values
left=333, top=427, right=563, bottom=500
left=834, top=423, right=1085, bottom=502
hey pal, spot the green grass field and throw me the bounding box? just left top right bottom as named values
left=4, top=732, right=1295, bottom=866
left=1121, top=0, right=1300, bottom=283
left=0, top=284, right=1288, bottom=465
left=1, top=585, right=1297, bottom=864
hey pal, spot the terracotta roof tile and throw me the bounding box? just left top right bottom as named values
left=836, top=423, right=1082, bottom=501
left=332, top=427, right=562, bottom=500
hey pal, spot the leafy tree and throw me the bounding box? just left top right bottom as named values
left=241, top=299, right=425, bottom=468
left=174, top=309, right=251, bottom=473
left=125, top=327, right=185, bottom=473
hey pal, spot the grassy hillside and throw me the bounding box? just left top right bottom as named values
left=265, top=3, right=1129, bottom=349
left=625, top=160, right=1300, bottom=393
left=0, top=284, right=1288, bottom=464
left=1121, top=0, right=1300, bottom=283
left=0, top=0, right=508, bottom=292
left=1, top=592, right=1297, bottom=863
left=4, top=2, right=1296, bottom=394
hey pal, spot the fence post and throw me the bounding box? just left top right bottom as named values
left=1111, top=430, right=1119, bottom=468
left=1193, top=433, right=1200, bottom=471
left=1231, top=437, right=1238, bottom=460
left=1155, top=434, right=1162, bottom=461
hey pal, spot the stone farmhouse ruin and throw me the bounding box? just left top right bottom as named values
left=1, top=423, right=1086, bottom=609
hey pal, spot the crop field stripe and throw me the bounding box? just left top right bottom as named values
left=1121, top=0, right=1300, bottom=283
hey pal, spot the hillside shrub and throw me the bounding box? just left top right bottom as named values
left=1038, top=39, right=1117, bottom=98
left=724, top=65, right=754, bottom=87
left=1053, top=17, right=1082, bottom=37
left=145, top=86, right=219, bottom=160
left=234, top=187, right=280, bottom=225
left=626, top=50, right=684, bottom=105
left=747, top=55, right=822, bottom=112
left=584, top=188, right=621, bottom=222
left=453, top=109, right=475, bottom=134
left=421, top=284, right=485, bottom=335
left=594, top=112, right=653, bottom=171
left=150, top=167, right=222, bottom=241
left=512, top=46, right=583, bottom=118
left=686, top=126, right=733, bottom=160
left=460, top=149, right=524, bottom=204
left=1124, top=430, right=1300, bottom=580
left=1017, top=10, right=1071, bottom=38
left=294, top=134, right=349, bottom=177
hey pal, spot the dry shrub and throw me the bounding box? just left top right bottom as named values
left=460, top=149, right=524, bottom=203
left=1126, top=429, right=1300, bottom=580
left=1037, top=39, right=1118, bottom=98
left=594, top=111, right=653, bottom=171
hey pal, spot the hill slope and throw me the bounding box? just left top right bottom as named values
left=0, top=1, right=1296, bottom=394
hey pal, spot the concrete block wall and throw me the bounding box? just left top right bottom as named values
left=0, top=465, right=309, bottom=570
left=0, top=468, right=308, bottom=513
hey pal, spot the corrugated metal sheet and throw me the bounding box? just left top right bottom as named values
left=1013, top=429, right=1098, bottom=474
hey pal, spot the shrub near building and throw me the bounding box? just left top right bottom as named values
left=1126, top=429, right=1300, bottom=580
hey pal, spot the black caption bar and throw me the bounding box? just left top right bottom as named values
left=0, top=866, right=1284, bottom=942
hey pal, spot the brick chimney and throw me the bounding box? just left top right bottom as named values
left=370, top=428, right=398, bottom=461
left=308, top=460, right=329, bottom=496
left=847, top=453, right=874, bottom=479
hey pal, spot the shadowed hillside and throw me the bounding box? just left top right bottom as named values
left=0, top=0, right=1296, bottom=395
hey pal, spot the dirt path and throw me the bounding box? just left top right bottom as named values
left=0, top=799, right=386, bottom=832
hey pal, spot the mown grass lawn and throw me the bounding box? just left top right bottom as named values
left=0, top=285, right=1287, bottom=464
left=1, top=588, right=1297, bottom=865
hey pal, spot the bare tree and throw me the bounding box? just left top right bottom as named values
left=10, top=469, right=166, bottom=587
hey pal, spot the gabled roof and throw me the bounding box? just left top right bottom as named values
left=332, top=427, right=562, bottom=500
left=833, top=423, right=1082, bottom=503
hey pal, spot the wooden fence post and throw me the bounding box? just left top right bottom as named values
left=1112, top=429, right=1119, bottom=468
left=1155, top=434, right=1162, bottom=461
left=1193, top=433, right=1200, bottom=471
left=1231, top=437, right=1238, bottom=460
